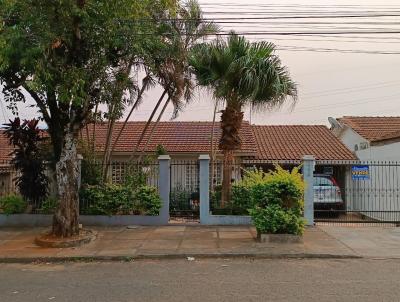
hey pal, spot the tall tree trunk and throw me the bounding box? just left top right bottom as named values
left=91, top=103, right=99, bottom=154
left=129, top=89, right=168, bottom=161
left=52, top=129, right=80, bottom=237
left=138, top=96, right=171, bottom=162
left=101, top=114, right=116, bottom=182
left=219, top=105, right=244, bottom=205
left=108, top=82, right=148, bottom=161
left=210, top=100, right=219, bottom=192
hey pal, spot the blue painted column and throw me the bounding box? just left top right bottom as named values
left=303, top=155, right=315, bottom=226
left=158, top=155, right=171, bottom=224
left=199, top=154, right=210, bottom=224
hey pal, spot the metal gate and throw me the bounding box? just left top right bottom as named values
left=169, top=160, right=200, bottom=223
left=314, top=161, right=400, bottom=225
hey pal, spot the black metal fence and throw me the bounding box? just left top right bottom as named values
left=169, top=160, right=200, bottom=222
left=209, top=162, right=247, bottom=215
left=314, top=161, right=400, bottom=226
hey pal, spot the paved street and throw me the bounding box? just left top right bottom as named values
left=1, top=258, right=400, bottom=302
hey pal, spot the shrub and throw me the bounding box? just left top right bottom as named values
left=79, top=183, right=162, bottom=216
left=231, top=182, right=252, bottom=214
left=134, top=186, right=162, bottom=216
left=81, top=158, right=102, bottom=186
left=39, top=197, right=59, bottom=214
left=0, top=194, right=27, bottom=215
left=249, top=204, right=305, bottom=235
left=237, top=165, right=306, bottom=235
left=3, top=118, right=48, bottom=203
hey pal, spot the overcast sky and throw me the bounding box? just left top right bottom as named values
left=1, top=0, right=400, bottom=126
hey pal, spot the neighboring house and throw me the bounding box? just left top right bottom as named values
left=330, top=116, right=400, bottom=221
left=0, top=130, right=14, bottom=196
left=330, top=116, right=400, bottom=161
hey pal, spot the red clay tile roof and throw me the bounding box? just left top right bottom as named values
left=251, top=125, right=356, bottom=161
left=338, top=116, right=400, bottom=142
left=83, top=121, right=257, bottom=155
left=0, top=130, right=13, bottom=162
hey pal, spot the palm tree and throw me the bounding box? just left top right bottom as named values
left=189, top=33, right=297, bottom=204
left=131, top=0, right=219, bottom=160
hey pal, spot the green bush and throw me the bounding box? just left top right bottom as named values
left=39, top=197, right=59, bottom=214
left=249, top=204, right=305, bottom=235
left=234, top=165, right=306, bottom=235
left=231, top=182, right=252, bottom=214
left=79, top=183, right=162, bottom=216
left=134, top=186, right=162, bottom=216
left=0, top=194, right=27, bottom=215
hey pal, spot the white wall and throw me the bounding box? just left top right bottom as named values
left=337, top=126, right=400, bottom=161
left=336, top=127, right=400, bottom=222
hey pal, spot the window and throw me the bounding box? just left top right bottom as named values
left=359, top=142, right=369, bottom=150
left=185, top=164, right=199, bottom=190
left=111, top=162, right=126, bottom=184
left=211, top=161, right=222, bottom=186
left=313, top=176, right=334, bottom=186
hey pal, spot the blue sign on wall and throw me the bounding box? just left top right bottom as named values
left=352, top=165, right=370, bottom=180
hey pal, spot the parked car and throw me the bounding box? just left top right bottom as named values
left=313, top=174, right=344, bottom=215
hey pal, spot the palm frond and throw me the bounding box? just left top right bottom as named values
left=189, top=32, right=297, bottom=111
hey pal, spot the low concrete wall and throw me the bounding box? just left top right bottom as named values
left=80, top=215, right=168, bottom=226
left=200, top=214, right=252, bottom=225
left=0, top=214, right=168, bottom=227
left=0, top=214, right=53, bottom=227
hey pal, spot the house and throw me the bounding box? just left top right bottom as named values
left=329, top=116, right=400, bottom=161
left=83, top=121, right=257, bottom=160
left=82, top=122, right=355, bottom=187
left=329, top=116, right=400, bottom=222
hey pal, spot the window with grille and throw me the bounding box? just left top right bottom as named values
left=185, top=164, right=199, bottom=190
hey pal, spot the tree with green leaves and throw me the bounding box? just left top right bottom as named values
left=129, top=0, right=219, bottom=161
left=190, top=33, right=297, bottom=204
left=3, top=118, right=48, bottom=205
left=0, top=0, right=175, bottom=237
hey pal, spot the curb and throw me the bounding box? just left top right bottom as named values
left=0, top=253, right=362, bottom=264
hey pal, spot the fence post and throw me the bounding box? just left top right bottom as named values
left=158, top=155, right=171, bottom=223
left=199, top=154, right=210, bottom=224
left=303, top=155, right=315, bottom=226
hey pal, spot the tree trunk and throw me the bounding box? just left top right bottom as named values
left=52, top=130, right=80, bottom=237
left=129, top=89, right=168, bottom=161
left=101, top=113, right=116, bottom=182
left=221, top=149, right=234, bottom=205
left=138, top=96, right=171, bottom=162
left=210, top=100, right=219, bottom=192
left=219, top=105, right=244, bottom=205
left=108, top=77, right=149, bottom=161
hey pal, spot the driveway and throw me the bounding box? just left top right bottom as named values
left=320, top=225, right=400, bottom=258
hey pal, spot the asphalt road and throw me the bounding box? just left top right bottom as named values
left=1, top=259, right=400, bottom=302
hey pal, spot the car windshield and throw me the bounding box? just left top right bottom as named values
left=313, top=176, right=334, bottom=186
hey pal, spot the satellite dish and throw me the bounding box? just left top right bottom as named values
left=328, top=117, right=342, bottom=129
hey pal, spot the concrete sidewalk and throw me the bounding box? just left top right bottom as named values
left=321, top=226, right=400, bottom=258
left=0, top=225, right=360, bottom=262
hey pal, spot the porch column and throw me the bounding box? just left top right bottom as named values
left=199, top=154, right=210, bottom=224
left=303, top=155, right=315, bottom=226
left=158, top=155, right=171, bottom=223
